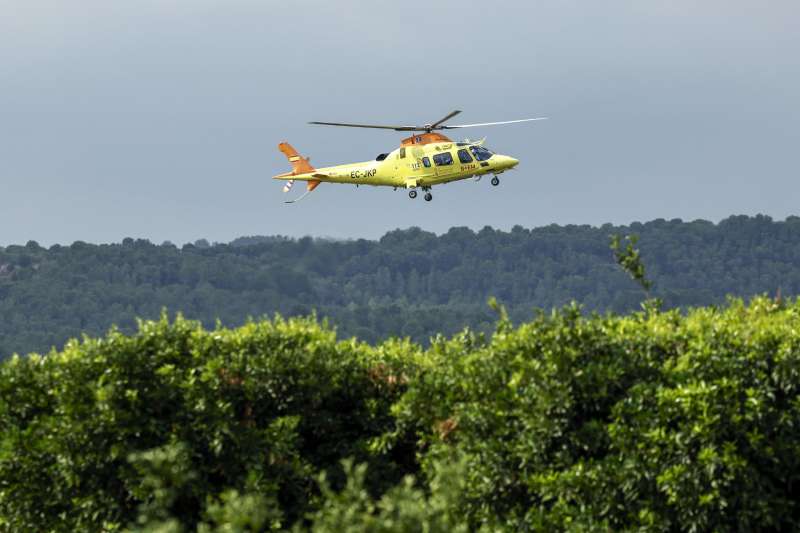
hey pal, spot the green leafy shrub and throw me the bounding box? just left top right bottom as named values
left=0, top=314, right=417, bottom=531
left=392, top=297, right=800, bottom=530
left=3, top=298, right=800, bottom=531
left=298, top=457, right=473, bottom=533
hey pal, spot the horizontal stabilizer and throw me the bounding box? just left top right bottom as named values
left=273, top=172, right=329, bottom=182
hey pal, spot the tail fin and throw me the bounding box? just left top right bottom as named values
left=278, top=142, right=315, bottom=174
left=276, top=142, right=321, bottom=203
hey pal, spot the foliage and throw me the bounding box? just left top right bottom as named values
left=0, top=315, right=416, bottom=531
left=610, top=233, right=653, bottom=294
left=391, top=297, right=800, bottom=530
left=2, top=298, right=800, bottom=530
left=3, top=215, right=800, bottom=359
left=298, top=458, right=474, bottom=533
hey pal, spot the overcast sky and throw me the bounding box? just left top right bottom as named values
left=1, top=0, right=798, bottom=246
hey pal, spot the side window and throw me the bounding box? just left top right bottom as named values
left=422, top=156, right=431, bottom=168
left=399, top=147, right=406, bottom=159
left=457, top=149, right=473, bottom=164
left=433, top=152, right=454, bottom=166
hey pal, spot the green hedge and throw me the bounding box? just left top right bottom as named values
left=2, top=298, right=800, bottom=531
left=0, top=315, right=418, bottom=531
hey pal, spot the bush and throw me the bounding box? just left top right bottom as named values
left=392, top=298, right=800, bottom=530
left=2, top=298, right=800, bottom=530
left=0, top=314, right=417, bottom=531
left=299, top=457, right=473, bottom=533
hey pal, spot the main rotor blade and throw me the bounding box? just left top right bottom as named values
left=429, top=110, right=462, bottom=129
left=308, top=121, right=421, bottom=131
left=441, top=117, right=548, bottom=129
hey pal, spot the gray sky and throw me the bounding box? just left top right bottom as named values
left=1, top=0, right=798, bottom=246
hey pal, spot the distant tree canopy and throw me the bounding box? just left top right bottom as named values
left=1, top=214, right=800, bottom=359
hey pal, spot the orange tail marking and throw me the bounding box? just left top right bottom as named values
left=278, top=142, right=315, bottom=175
left=307, top=180, right=321, bottom=192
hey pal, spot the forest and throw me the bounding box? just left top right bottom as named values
left=2, top=214, right=800, bottom=359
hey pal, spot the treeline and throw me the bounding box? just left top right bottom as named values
left=2, top=298, right=799, bottom=530
left=2, top=214, right=800, bottom=359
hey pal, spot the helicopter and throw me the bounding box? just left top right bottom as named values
left=274, top=110, right=546, bottom=203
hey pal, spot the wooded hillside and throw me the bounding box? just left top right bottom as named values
left=2, top=214, right=799, bottom=359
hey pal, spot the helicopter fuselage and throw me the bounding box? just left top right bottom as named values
left=274, top=138, right=519, bottom=190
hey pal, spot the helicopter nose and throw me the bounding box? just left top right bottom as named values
left=500, top=156, right=519, bottom=169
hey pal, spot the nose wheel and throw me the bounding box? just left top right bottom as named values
left=491, top=176, right=500, bottom=186
left=409, top=190, right=417, bottom=199
left=424, top=192, right=433, bottom=201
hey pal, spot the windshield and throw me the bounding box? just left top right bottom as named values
left=469, top=145, right=494, bottom=162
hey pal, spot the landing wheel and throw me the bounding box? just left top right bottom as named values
left=424, top=192, right=433, bottom=202
left=491, top=176, right=500, bottom=186
left=409, top=190, right=417, bottom=199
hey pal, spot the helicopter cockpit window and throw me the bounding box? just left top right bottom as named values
left=399, top=147, right=406, bottom=159
left=376, top=153, right=389, bottom=161
left=422, top=156, right=431, bottom=168
left=433, top=152, right=454, bottom=166
left=457, top=149, right=473, bottom=164
left=469, top=146, right=494, bottom=162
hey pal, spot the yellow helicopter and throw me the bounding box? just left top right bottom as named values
left=274, top=110, right=546, bottom=203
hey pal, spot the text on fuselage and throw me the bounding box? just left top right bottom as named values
left=351, top=169, right=377, bottom=179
